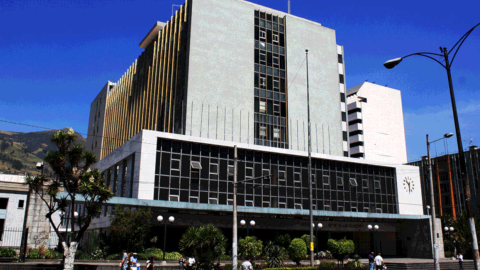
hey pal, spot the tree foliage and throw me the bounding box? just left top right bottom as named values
left=288, top=238, right=307, bottom=265
left=239, top=236, right=263, bottom=260
left=263, top=242, right=286, bottom=268
left=179, top=224, right=227, bottom=270
left=274, top=234, right=292, bottom=249
left=25, top=130, right=113, bottom=269
left=327, top=238, right=355, bottom=265
left=301, top=234, right=316, bottom=251
left=108, top=206, right=152, bottom=253
left=442, top=213, right=480, bottom=256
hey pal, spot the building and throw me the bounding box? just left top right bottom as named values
left=85, top=0, right=434, bottom=258
left=0, top=174, right=28, bottom=248
left=346, top=82, right=408, bottom=164
left=409, top=146, right=480, bottom=218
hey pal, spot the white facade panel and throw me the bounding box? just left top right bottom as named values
left=395, top=164, right=423, bottom=215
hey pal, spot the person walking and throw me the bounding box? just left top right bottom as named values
left=457, top=252, right=464, bottom=270
left=119, top=250, right=128, bottom=270
left=130, top=253, right=138, bottom=268
left=368, top=252, right=375, bottom=270
left=179, top=257, right=187, bottom=270
left=241, top=259, right=253, bottom=270
left=374, top=253, right=384, bottom=270
left=146, top=255, right=155, bottom=270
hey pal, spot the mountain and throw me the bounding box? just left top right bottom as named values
left=0, top=128, right=87, bottom=176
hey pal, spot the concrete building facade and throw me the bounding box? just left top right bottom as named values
left=347, top=82, right=408, bottom=164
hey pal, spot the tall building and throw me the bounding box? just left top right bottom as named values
left=347, top=82, right=408, bottom=164
left=88, top=0, right=349, bottom=160
left=409, top=146, right=480, bottom=218
left=84, top=0, right=434, bottom=258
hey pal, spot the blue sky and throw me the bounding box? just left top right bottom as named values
left=1, top=0, right=479, bottom=162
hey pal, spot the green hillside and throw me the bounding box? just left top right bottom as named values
left=0, top=128, right=87, bottom=176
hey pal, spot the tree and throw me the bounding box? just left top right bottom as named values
left=108, top=206, right=152, bottom=253
left=264, top=242, right=286, bottom=268
left=327, top=238, right=355, bottom=266
left=288, top=238, right=307, bottom=265
left=301, top=234, right=316, bottom=252
left=442, top=213, right=480, bottom=256
left=238, top=236, right=263, bottom=260
left=179, top=224, right=227, bottom=270
left=274, top=233, right=291, bottom=249
left=26, top=130, right=113, bottom=270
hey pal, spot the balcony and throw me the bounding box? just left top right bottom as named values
left=349, top=123, right=363, bottom=133
left=348, top=112, right=362, bottom=122
left=349, top=134, right=364, bottom=144
left=347, top=101, right=361, bottom=111
left=350, top=145, right=365, bottom=155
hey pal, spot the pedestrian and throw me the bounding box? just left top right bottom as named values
left=457, top=252, right=464, bottom=270
left=179, top=257, right=187, bottom=270
left=131, top=253, right=138, bottom=268
left=241, top=259, right=253, bottom=270
left=368, top=252, right=375, bottom=270
left=119, top=250, right=128, bottom=270
left=146, top=255, right=155, bottom=270
left=188, top=256, right=196, bottom=270
left=374, top=253, right=384, bottom=270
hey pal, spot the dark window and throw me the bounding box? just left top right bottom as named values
left=18, top=200, right=24, bottom=208
left=339, top=74, right=345, bottom=84
left=343, top=131, right=348, bottom=141
left=0, top=198, right=8, bottom=209
left=338, top=54, right=343, bottom=63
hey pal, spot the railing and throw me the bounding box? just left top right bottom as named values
left=0, top=228, right=59, bottom=249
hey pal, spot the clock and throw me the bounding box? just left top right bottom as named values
left=403, top=176, right=414, bottom=193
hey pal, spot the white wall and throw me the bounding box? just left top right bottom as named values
left=395, top=164, right=423, bottom=215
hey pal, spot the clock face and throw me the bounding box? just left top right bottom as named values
left=403, top=176, right=414, bottom=194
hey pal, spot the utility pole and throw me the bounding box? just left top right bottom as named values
left=306, top=50, right=314, bottom=266
left=427, top=134, right=440, bottom=270
left=288, top=0, right=291, bottom=14
left=232, top=145, right=238, bottom=270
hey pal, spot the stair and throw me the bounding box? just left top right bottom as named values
left=385, top=261, right=474, bottom=270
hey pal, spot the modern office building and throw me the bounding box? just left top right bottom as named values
left=347, top=82, right=408, bottom=164
left=86, top=0, right=434, bottom=258
left=409, top=146, right=480, bottom=218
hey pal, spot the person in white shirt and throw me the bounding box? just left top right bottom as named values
left=457, top=253, right=464, bottom=270
left=241, top=259, right=253, bottom=270
left=374, top=253, right=384, bottom=270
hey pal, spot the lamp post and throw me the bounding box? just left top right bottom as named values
left=240, top=220, right=255, bottom=236
left=313, top=223, right=323, bottom=258
left=368, top=224, right=379, bottom=254
left=427, top=133, right=453, bottom=269
left=426, top=205, right=430, bottom=216
left=157, top=215, right=175, bottom=264
left=384, top=22, right=480, bottom=270
left=444, top=226, right=455, bottom=256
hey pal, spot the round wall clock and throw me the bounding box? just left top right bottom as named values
left=403, top=176, right=414, bottom=193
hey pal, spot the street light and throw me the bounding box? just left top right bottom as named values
left=313, top=223, right=323, bottom=258
left=444, top=226, right=455, bottom=257
left=426, top=133, right=453, bottom=269
left=240, top=220, right=255, bottom=236
left=426, top=205, right=431, bottom=216
left=384, top=22, right=480, bottom=270
left=368, top=224, right=379, bottom=254
left=157, top=215, right=175, bottom=264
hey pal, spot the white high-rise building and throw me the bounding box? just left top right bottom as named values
left=347, top=82, right=408, bottom=164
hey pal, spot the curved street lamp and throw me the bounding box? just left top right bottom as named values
left=240, top=219, right=255, bottom=236
left=384, top=22, right=480, bottom=270
left=312, top=223, right=323, bottom=257
left=368, top=224, right=379, bottom=254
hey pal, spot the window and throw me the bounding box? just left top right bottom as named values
left=246, top=167, right=253, bottom=178
left=191, top=161, right=202, bottom=169
left=376, top=208, right=382, bottom=213
left=337, top=177, right=344, bottom=186
left=0, top=198, right=8, bottom=209
left=228, top=165, right=234, bottom=176
left=351, top=207, right=357, bottom=212
left=278, top=170, right=286, bottom=184
left=169, top=195, right=179, bottom=202
left=171, top=159, right=180, bottom=171
left=279, top=202, right=286, bottom=208
left=260, top=77, right=266, bottom=87
left=190, top=197, right=199, bottom=203
left=263, top=201, right=270, bottom=207
left=210, top=164, right=218, bottom=174
left=273, top=104, right=280, bottom=115
left=273, top=34, right=279, bottom=43
left=245, top=200, right=254, bottom=207
left=294, top=172, right=301, bottom=183
left=374, top=180, right=381, bottom=190
left=273, top=80, right=279, bottom=89
left=362, top=179, right=369, bottom=189
left=338, top=54, right=343, bottom=63
left=259, top=42, right=266, bottom=50
left=349, top=178, right=358, bottom=186
left=273, top=128, right=280, bottom=139
left=294, top=203, right=302, bottom=210
left=364, top=207, right=370, bottom=213
left=260, top=53, right=266, bottom=63
left=227, top=199, right=233, bottom=205
left=324, top=204, right=331, bottom=211
left=273, top=57, right=279, bottom=66
left=260, top=30, right=266, bottom=39
left=209, top=198, right=218, bottom=205
left=260, top=101, right=266, bottom=113
left=323, top=175, right=330, bottom=186
left=260, top=126, right=267, bottom=137
left=18, top=200, right=24, bottom=208
left=339, top=74, right=345, bottom=84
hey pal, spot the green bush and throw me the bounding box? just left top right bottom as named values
left=346, top=261, right=365, bottom=269
left=220, top=254, right=233, bottom=260
left=288, top=238, right=307, bottom=265
left=45, top=249, right=62, bottom=259
left=327, top=238, right=355, bottom=264
left=138, top=248, right=164, bottom=260
left=106, top=253, right=120, bottom=260
left=224, top=264, right=233, bottom=270
left=27, top=249, right=42, bottom=259
left=264, top=243, right=286, bottom=268
left=165, top=252, right=182, bottom=260
left=317, top=262, right=337, bottom=270
left=301, top=235, right=316, bottom=251
left=239, top=236, right=263, bottom=260
left=0, top=247, right=16, bottom=258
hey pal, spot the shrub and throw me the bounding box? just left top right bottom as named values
left=346, top=261, right=365, bottom=269
left=318, top=262, right=337, bottom=270
left=45, top=249, right=62, bottom=259
left=140, top=248, right=164, bottom=260
left=301, top=235, right=316, bottom=251
left=327, top=238, right=355, bottom=265
left=239, top=236, right=263, bottom=260
left=220, top=254, right=233, bottom=260
left=165, top=252, right=182, bottom=260
left=106, top=253, right=120, bottom=260
left=224, top=264, right=233, bottom=270
left=0, top=247, right=16, bottom=258
left=264, top=243, right=286, bottom=268
left=288, top=238, right=307, bottom=265
left=27, top=249, right=42, bottom=259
